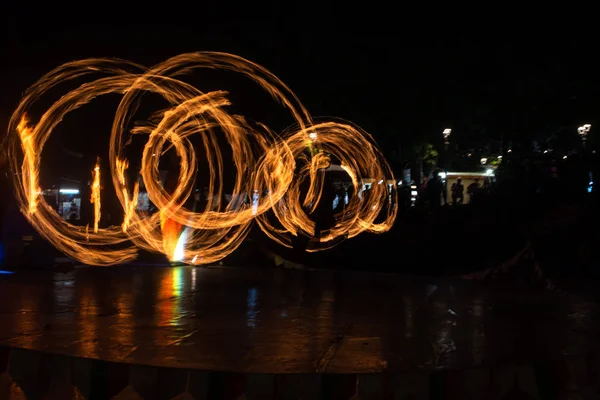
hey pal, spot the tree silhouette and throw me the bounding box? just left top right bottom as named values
left=414, top=142, right=439, bottom=179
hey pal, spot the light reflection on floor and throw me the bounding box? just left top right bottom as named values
left=246, top=287, right=259, bottom=328
left=0, top=265, right=597, bottom=374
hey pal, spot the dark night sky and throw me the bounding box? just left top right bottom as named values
left=1, top=8, right=598, bottom=156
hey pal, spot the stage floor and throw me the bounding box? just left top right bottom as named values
left=0, top=265, right=598, bottom=374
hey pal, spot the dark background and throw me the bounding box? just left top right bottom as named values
left=1, top=7, right=598, bottom=161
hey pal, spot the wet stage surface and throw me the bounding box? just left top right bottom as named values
left=0, top=265, right=598, bottom=374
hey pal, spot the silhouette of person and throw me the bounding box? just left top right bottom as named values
left=313, top=173, right=336, bottom=238
left=451, top=178, right=464, bottom=205
left=467, top=179, right=480, bottom=203
left=427, top=170, right=443, bottom=208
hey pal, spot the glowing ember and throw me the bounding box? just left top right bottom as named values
left=5, top=52, right=397, bottom=266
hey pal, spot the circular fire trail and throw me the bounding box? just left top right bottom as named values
left=4, top=52, right=397, bottom=266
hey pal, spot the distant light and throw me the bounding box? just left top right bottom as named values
left=579, top=124, right=591, bottom=136
left=507, top=149, right=512, bottom=153
left=411, top=190, right=418, bottom=196
left=544, top=150, right=548, bottom=154
left=59, top=189, right=79, bottom=194
left=378, top=179, right=384, bottom=184
left=467, top=153, right=472, bottom=157
left=497, top=155, right=502, bottom=159
left=0, top=270, right=13, bottom=275
left=563, top=155, right=568, bottom=159
left=439, top=172, right=446, bottom=179
left=480, top=157, right=488, bottom=165
left=309, top=132, right=317, bottom=141
left=442, top=129, right=451, bottom=144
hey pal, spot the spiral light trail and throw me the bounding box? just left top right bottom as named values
left=4, top=52, right=397, bottom=266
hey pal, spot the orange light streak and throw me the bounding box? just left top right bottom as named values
left=16, top=117, right=40, bottom=215
left=90, top=158, right=101, bottom=233
left=4, top=52, right=398, bottom=266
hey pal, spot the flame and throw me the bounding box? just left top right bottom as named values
left=4, top=52, right=398, bottom=266
left=16, top=117, right=40, bottom=215
left=160, top=211, right=184, bottom=262
left=90, top=158, right=101, bottom=233
left=115, top=158, right=139, bottom=233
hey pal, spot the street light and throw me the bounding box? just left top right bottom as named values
left=578, top=124, right=593, bottom=193
left=442, top=129, right=451, bottom=205
left=578, top=124, right=591, bottom=147
left=443, top=129, right=451, bottom=147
